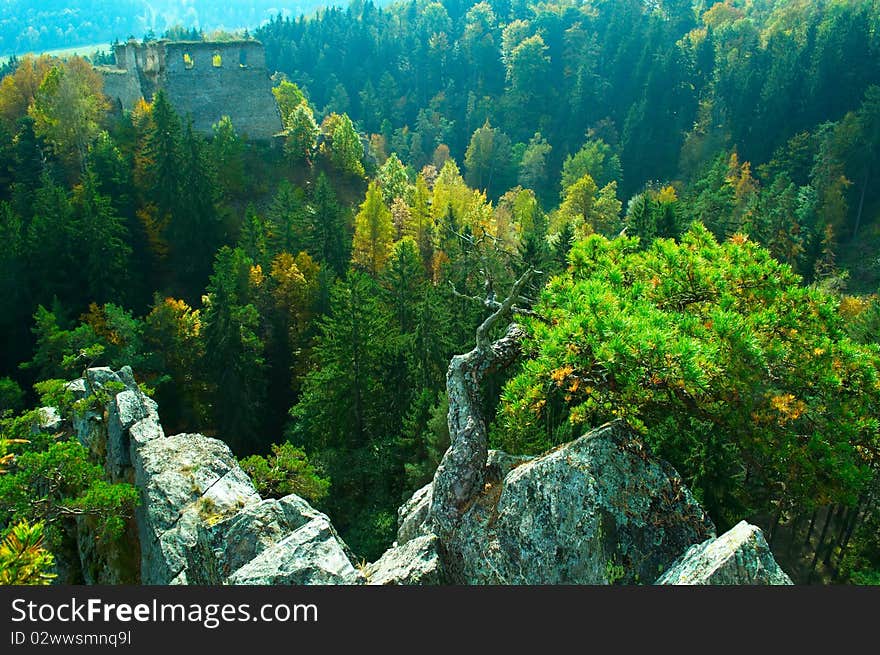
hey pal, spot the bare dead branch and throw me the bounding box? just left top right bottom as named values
left=475, top=267, right=536, bottom=349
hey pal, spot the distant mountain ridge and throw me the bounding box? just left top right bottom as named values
left=0, top=0, right=382, bottom=56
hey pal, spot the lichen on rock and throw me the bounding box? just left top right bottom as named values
left=655, top=520, right=794, bottom=585
left=58, top=364, right=793, bottom=587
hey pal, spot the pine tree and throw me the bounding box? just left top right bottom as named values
left=167, top=122, right=221, bottom=302
left=284, top=103, right=319, bottom=164
left=237, top=204, right=269, bottom=266
left=0, top=202, right=28, bottom=372
left=201, top=247, right=267, bottom=454
left=288, top=271, right=397, bottom=557
left=26, top=173, right=75, bottom=306
left=377, top=153, right=412, bottom=204
left=136, top=90, right=181, bottom=219
left=211, top=116, right=245, bottom=201
left=404, top=174, right=435, bottom=273
left=307, top=173, right=348, bottom=275
left=382, top=237, right=425, bottom=338
left=625, top=191, right=657, bottom=245
left=321, top=113, right=364, bottom=177
left=69, top=169, right=131, bottom=306
left=266, top=180, right=308, bottom=257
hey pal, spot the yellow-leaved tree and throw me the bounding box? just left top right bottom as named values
left=352, top=181, right=394, bottom=275
left=29, top=57, right=109, bottom=174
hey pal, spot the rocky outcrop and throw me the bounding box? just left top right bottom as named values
left=453, top=422, right=716, bottom=584
left=187, top=494, right=361, bottom=585
left=396, top=483, right=433, bottom=545
left=65, top=366, right=360, bottom=585
left=56, top=365, right=792, bottom=586
left=365, top=535, right=445, bottom=585
left=394, top=450, right=532, bottom=549
left=655, top=520, right=794, bottom=585
left=227, top=517, right=364, bottom=585
left=65, top=366, right=161, bottom=583
left=396, top=421, right=716, bottom=584
left=388, top=422, right=796, bottom=586
left=134, top=432, right=261, bottom=584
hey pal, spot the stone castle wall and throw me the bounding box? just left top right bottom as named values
left=99, top=39, right=282, bottom=140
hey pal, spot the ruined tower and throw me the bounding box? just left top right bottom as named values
left=100, top=39, right=283, bottom=140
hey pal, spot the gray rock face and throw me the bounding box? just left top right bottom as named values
left=397, top=484, right=433, bottom=545
left=399, top=421, right=717, bottom=584
left=68, top=366, right=362, bottom=586
left=227, top=517, right=365, bottom=585
left=134, top=432, right=262, bottom=584
left=36, top=407, right=63, bottom=433
left=71, top=367, right=126, bottom=464
left=395, top=452, right=533, bottom=548
left=365, top=535, right=446, bottom=585
left=86, top=366, right=124, bottom=390
left=655, top=521, right=794, bottom=585
left=187, top=494, right=354, bottom=584
left=106, top=388, right=148, bottom=479
left=65, top=366, right=793, bottom=587
left=485, top=449, right=533, bottom=480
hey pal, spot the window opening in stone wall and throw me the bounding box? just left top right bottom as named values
left=212, top=51, right=222, bottom=67
left=239, top=49, right=248, bottom=68
left=183, top=52, right=194, bottom=69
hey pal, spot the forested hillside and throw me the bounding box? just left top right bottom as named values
left=257, top=0, right=880, bottom=285
left=0, top=0, right=356, bottom=55
left=0, top=0, right=879, bottom=584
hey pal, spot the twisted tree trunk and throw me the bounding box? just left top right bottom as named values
left=430, top=324, right=526, bottom=539
left=429, top=269, right=535, bottom=540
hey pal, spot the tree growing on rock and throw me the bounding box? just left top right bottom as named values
left=494, top=224, right=880, bottom=530
left=429, top=266, right=539, bottom=540
left=239, top=442, right=329, bottom=504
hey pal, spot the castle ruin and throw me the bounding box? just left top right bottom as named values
left=100, top=39, right=282, bottom=140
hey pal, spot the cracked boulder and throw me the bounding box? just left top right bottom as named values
left=400, top=421, right=717, bottom=584
left=396, top=483, right=433, bottom=545
left=655, top=521, right=794, bottom=585
left=132, top=432, right=261, bottom=584
left=365, top=534, right=446, bottom=585
left=226, top=517, right=365, bottom=585
left=62, top=366, right=365, bottom=585
left=186, top=494, right=358, bottom=584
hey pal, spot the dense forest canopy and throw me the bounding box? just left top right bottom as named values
left=0, top=0, right=879, bottom=584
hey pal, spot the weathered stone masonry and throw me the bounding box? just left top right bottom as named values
left=99, top=39, right=282, bottom=140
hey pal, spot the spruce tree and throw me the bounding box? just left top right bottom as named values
left=201, top=247, right=267, bottom=454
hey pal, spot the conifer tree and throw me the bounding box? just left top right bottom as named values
left=288, top=271, right=397, bottom=557
left=307, top=173, right=348, bottom=275
left=201, top=247, right=267, bottom=454
left=284, top=103, right=319, bottom=164
left=266, top=180, right=308, bottom=257
left=69, top=169, right=131, bottom=306
left=136, top=90, right=181, bottom=218
left=26, top=173, right=74, bottom=305
left=167, top=122, right=221, bottom=302
left=404, top=174, right=435, bottom=273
